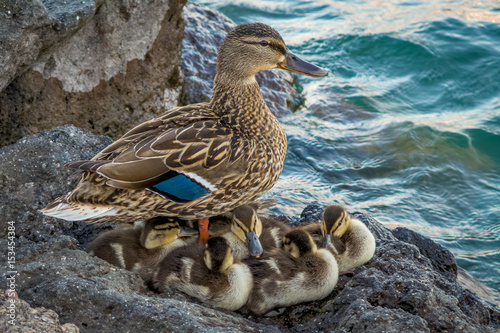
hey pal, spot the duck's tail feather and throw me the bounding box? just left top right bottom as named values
left=41, top=198, right=119, bottom=222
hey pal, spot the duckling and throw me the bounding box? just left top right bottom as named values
left=243, top=229, right=338, bottom=315
left=216, top=205, right=264, bottom=259
left=41, top=23, right=328, bottom=244
left=153, top=236, right=253, bottom=311
left=259, top=215, right=292, bottom=249
left=86, top=216, right=197, bottom=282
left=302, top=205, right=376, bottom=273
left=214, top=205, right=291, bottom=259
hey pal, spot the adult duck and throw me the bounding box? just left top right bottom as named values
left=41, top=22, right=328, bottom=242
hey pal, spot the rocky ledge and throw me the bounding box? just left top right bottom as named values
left=1, top=125, right=499, bottom=333
left=0, top=1, right=298, bottom=147
left=1, top=1, right=499, bottom=332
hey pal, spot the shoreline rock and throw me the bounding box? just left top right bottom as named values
left=0, top=0, right=186, bottom=146
left=0, top=1, right=300, bottom=148
left=1, top=1, right=499, bottom=332
left=1, top=126, right=499, bottom=332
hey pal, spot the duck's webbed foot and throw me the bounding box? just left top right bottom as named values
left=198, top=218, right=210, bottom=244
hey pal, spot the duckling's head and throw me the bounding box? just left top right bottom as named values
left=322, top=205, right=352, bottom=239
left=216, top=22, right=328, bottom=85
left=231, top=205, right=264, bottom=257
left=283, top=229, right=318, bottom=259
left=141, top=217, right=198, bottom=249
left=204, top=237, right=234, bottom=273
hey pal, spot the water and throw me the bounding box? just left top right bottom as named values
left=196, top=1, right=500, bottom=292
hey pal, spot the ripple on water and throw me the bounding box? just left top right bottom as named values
left=198, top=0, right=500, bottom=291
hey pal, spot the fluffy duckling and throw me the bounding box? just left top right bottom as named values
left=86, top=216, right=197, bottom=282
left=214, top=205, right=291, bottom=259
left=259, top=215, right=292, bottom=249
left=154, top=237, right=253, bottom=311
left=217, top=205, right=264, bottom=259
left=243, top=229, right=338, bottom=315
left=303, top=205, right=376, bottom=273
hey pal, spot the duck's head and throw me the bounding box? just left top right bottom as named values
left=283, top=229, right=318, bottom=259
left=141, top=217, right=198, bottom=249
left=321, top=205, right=352, bottom=240
left=231, top=205, right=264, bottom=257
left=204, top=237, right=234, bottom=273
left=216, top=22, right=328, bottom=85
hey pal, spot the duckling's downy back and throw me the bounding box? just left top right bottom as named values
left=244, top=229, right=338, bottom=315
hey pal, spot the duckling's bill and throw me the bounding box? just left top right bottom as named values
left=246, top=230, right=264, bottom=257
left=178, top=226, right=199, bottom=237
left=277, top=50, right=328, bottom=77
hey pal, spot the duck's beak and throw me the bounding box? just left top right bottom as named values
left=246, top=231, right=264, bottom=258
left=178, top=226, right=200, bottom=238
left=322, top=234, right=331, bottom=249
left=277, top=50, right=328, bottom=77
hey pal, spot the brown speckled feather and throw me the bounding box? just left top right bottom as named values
left=41, top=22, right=327, bottom=224
left=43, top=81, right=286, bottom=222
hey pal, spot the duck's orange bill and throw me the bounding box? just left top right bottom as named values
left=198, top=218, right=210, bottom=244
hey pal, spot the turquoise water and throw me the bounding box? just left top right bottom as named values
left=197, top=1, right=500, bottom=291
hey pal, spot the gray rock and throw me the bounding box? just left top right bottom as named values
left=0, top=287, right=80, bottom=333
left=0, top=0, right=186, bottom=146
left=0, top=0, right=99, bottom=92
left=181, top=2, right=301, bottom=117
left=0, top=125, right=112, bottom=240
left=1, top=236, right=280, bottom=332
left=1, top=126, right=499, bottom=332
left=282, top=213, right=500, bottom=332
left=392, top=226, right=458, bottom=280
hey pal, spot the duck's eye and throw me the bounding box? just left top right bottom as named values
left=259, top=40, right=269, bottom=47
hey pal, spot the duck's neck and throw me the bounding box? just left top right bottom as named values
left=210, top=74, right=278, bottom=137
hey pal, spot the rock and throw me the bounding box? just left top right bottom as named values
left=0, top=0, right=100, bottom=92
left=392, top=226, right=458, bottom=280
left=0, top=236, right=280, bottom=332
left=181, top=2, right=301, bottom=117
left=282, top=213, right=500, bottom=332
left=457, top=267, right=500, bottom=309
left=1, top=126, right=499, bottom=332
left=0, top=125, right=112, bottom=240
left=0, top=288, right=80, bottom=333
left=0, top=0, right=186, bottom=146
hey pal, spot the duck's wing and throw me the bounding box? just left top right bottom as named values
left=67, top=104, right=252, bottom=202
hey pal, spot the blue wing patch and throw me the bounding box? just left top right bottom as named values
left=150, top=173, right=210, bottom=202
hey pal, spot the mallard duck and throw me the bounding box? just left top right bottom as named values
left=86, top=216, right=197, bottom=282
left=243, top=228, right=338, bottom=315
left=302, top=205, right=376, bottom=273
left=41, top=22, right=327, bottom=243
left=153, top=236, right=253, bottom=311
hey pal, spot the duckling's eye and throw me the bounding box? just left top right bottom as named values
left=259, top=40, right=269, bottom=47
